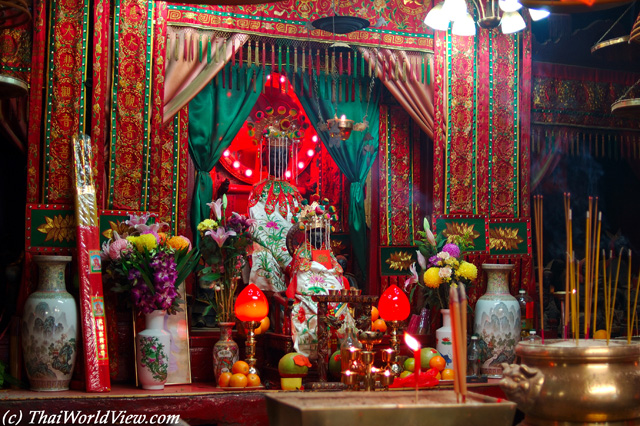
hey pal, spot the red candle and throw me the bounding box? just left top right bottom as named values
left=414, top=348, right=421, bottom=383
left=404, top=333, right=421, bottom=389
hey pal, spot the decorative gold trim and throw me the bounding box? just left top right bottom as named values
left=612, top=98, right=640, bottom=118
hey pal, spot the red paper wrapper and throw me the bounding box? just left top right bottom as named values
left=73, top=135, right=111, bottom=392
left=388, top=368, right=440, bottom=389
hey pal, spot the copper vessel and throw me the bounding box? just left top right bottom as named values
left=500, top=339, right=640, bottom=425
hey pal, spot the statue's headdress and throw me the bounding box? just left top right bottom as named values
left=293, top=195, right=338, bottom=247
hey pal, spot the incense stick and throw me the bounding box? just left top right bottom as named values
left=628, top=250, right=632, bottom=343
left=609, top=248, right=623, bottom=337
left=630, top=273, right=640, bottom=344
left=459, top=285, right=468, bottom=403
left=449, top=286, right=461, bottom=403
left=592, top=211, right=602, bottom=336
left=534, top=195, right=545, bottom=342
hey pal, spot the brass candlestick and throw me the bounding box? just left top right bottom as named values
left=243, top=320, right=260, bottom=374
left=385, top=320, right=403, bottom=375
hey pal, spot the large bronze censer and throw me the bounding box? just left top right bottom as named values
left=500, top=339, right=640, bottom=426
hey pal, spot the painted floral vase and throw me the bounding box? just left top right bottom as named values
left=213, top=322, right=239, bottom=386
left=136, top=310, right=170, bottom=390
left=22, top=255, right=78, bottom=391
left=436, top=309, right=454, bottom=369
left=474, top=263, right=520, bottom=377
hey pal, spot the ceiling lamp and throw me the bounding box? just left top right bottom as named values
left=424, top=0, right=549, bottom=35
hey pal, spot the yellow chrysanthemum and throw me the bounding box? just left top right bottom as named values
left=127, top=234, right=157, bottom=252
left=423, top=267, right=443, bottom=288
left=168, top=235, right=191, bottom=251
left=457, top=261, right=478, bottom=281
left=197, top=219, right=217, bottom=232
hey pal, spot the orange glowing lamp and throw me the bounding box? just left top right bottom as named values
left=378, top=284, right=410, bottom=322
left=235, top=283, right=269, bottom=322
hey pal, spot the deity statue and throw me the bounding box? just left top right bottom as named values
left=248, top=136, right=302, bottom=294
left=285, top=199, right=351, bottom=359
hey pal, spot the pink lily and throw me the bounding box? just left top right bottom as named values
left=416, top=251, right=427, bottom=270
left=126, top=213, right=151, bottom=226
left=207, top=199, right=223, bottom=220
left=404, top=263, right=419, bottom=291
left=205, top=227, right=236, bottom=247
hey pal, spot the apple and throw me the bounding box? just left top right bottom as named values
left=420, top=348, right=440, bottom=369
left=403, top=357, right=415, bottom=372
left=400, top=370, right=413, bottom=378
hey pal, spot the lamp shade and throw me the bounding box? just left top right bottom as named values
left=235, top=283, right=269, bottom=322
left=378, top=285, right=411, bottom=322
left=452, top=12, right=477, bottom=36
left=501, top=11, right=526, bottom=34
left=424, top=3, right=450, bottom=31
left=527, top=8, right=550, bottom=20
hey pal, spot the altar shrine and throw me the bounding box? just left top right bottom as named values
left=1, top=1, right=640, bottom=425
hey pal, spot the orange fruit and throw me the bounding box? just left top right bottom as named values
left=441, top=368, right=454, bottom=380
left=435, top=372, right=441, bottom=380
left=246, top=373, right=261, bottom=387
left=429, top=355, right=446, bottom=372
left=258, top=316, right=270, bottom=334
left=218, top=372, right=232, bottom=387
left=232, top=360, right=250, bottom=375
left=371, top=306, right=379, bottom=322
left=372, top=318, right=387, bottom=333
left=229, top=373, right=248, bottom=388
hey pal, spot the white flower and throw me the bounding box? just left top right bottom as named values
left=437, top=251, right=451, bottom=261
left=439, top=267, right=452, bottom=279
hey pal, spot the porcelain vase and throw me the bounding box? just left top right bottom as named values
left=474, top=263, right=520, bottom=377
left=213, top=322, right=239, bottom=386
left=22, top=255, right=78, bottom=391
left=136, top=310, right=170, bottom=390
left=436, top=309, right=454, bottom=369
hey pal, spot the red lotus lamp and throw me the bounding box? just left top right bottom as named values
left=378, top=285, right=411, bottom=375
left=235, top=283, right=269, bottom=374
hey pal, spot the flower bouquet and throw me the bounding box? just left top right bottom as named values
left=406, top=218, right=477, bottom=311
left=102, top=213, right=200, bottom=314
left=196, top=196, right=255, bottom=323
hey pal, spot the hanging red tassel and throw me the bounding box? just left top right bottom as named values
left=339, top=52, right=343, bottom=76
left=232, top=39, right=236, bottom=67
left=271, top=43, right=275, bottom=88
left=348, top=52, right=351, bottom=76
left=316, top=49, right=320, bottom=76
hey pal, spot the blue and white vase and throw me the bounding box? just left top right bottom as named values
left=22, top=255, right=78, bottom=391
left=474, top=263, right=520, bottom=378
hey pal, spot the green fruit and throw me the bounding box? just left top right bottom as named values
left=400, top=370, right=413, bottom=378
left=278, top=352, right=309, bottom=377
left=420, top=348, right=440, bottom=369
left=328, top=350, right=342, bottom=378
left=403, top=357, right=415, bottom=372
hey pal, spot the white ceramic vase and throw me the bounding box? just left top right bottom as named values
left=22, top=255, right=78, bottom=391
left=436, top=308, right=454, bottom=369
left=474, top=263, right=520, bottom=377
left=136, top=310, right=170, bottom=390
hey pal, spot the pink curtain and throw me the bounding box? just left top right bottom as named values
left=359, top=47, right=434, bottom=139
left=163, top=29, right=249, bottom=123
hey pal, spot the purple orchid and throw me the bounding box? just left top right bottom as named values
left=205, top=227, right=237, bottom=247
left=207, top=198, right=223, bottom=221
left=428, top=255, right=440, bottom=267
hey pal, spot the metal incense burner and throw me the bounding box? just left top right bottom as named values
left=500, top=339, right=640, bottom=426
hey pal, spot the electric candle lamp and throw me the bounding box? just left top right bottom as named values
left=378, top=285, right=411, bottom=375
left=235, top=283, right=269, bottom=374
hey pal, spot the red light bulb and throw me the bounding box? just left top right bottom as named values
left=235, top=283, right=269, bottom=322
left=378, top=284, right=410, bottom=321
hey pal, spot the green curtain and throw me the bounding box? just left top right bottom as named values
left=188, top=64, right=263, bottom=243
left=295, top=71, right=380, bottom=275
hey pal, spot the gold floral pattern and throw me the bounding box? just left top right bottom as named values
left=37, top=214, right=76, bottom=242
left=385, top=251, right=413, bottom=271
left=489, top=227, right=524, bottom=251
left=443, top=222, right=480, bottom=244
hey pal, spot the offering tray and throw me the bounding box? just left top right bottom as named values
left=266, top=389, right=516, bottom=426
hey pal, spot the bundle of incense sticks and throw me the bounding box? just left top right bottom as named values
left=533, top=195, right=545, bottom=342
left=563, top=193, right=572, bottom=340
left=72, top=134, right=111, bottom=392
left=449, top=284, right=467, bottom=403
left=583, top=197, right=601, bottom=339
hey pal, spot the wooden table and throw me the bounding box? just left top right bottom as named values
left=0, top=380, right=507, bottom=426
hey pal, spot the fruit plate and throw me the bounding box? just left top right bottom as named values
left=220, top=385, right=265, bottom=391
